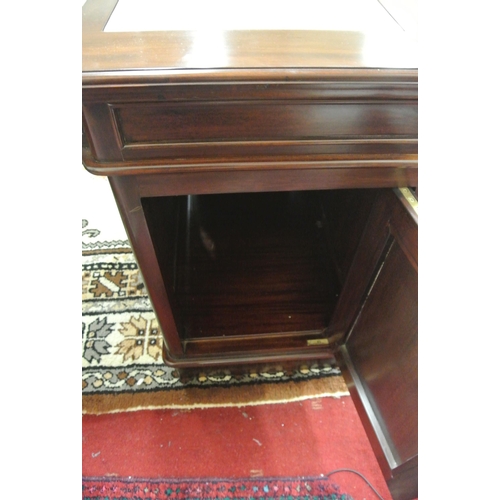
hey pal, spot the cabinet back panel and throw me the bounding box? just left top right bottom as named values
left=141, top=189, right=378, bottom=341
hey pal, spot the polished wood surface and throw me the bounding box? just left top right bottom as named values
left=83, top=0, right=417, bottom=74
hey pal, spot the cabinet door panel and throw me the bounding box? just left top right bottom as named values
left=337, top=188, right=417, bottom=500
left=347, top=239, right=417, bottom=463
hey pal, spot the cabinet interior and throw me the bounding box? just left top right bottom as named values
left=141, top=188, right=380, bottom=343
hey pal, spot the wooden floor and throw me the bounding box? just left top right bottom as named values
left=172, top=191, right=338, bottom=339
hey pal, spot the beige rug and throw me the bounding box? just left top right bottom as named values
left=82, top=214, right=348, bottom=415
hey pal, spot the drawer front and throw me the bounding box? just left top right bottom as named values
left=82, top=83, right=418, bottom=168
left=116, top=100, right=416, bottom=156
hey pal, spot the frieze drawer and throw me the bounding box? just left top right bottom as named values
left=82, top=83, right=418, bottom=168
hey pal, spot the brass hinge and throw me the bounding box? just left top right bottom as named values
left=399, top=187, right=418, bottom=214
left=307, top=338, right=330, bottom=346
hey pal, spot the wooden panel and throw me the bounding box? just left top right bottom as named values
left=335, top=189, right=418, bottom=500
left=83, top=149, right=417, bottom=189
left=107, top=176, right=184, bottom=358
left=162, top=191, right=338, bottom=339
left=82, top=103, right=123, bottom=162
left=83, top=80, right=418, bottom=104
left=116, top=101, right=416, bottom=143
left=347, top=240, right=418, bottom=465
left=319, top=189, right=377, bottom=286
left=82, top=79, right=417, bottom=166
left=326, top=190, right=393, bottom=342
left=109, top=100, right=415, bottom=162
left=388, top=456, right=418, bottom=500
left=140, top=195, right=185, bottom=337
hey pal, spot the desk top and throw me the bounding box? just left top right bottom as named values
left=83, top=0, right=417, bottom=85
left=82, top=0, right=417, bottom=179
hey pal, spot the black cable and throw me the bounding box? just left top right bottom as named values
left=324, top=468, right=386, bottom=500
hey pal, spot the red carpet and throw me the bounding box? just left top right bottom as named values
left=83, top=396, right=392, bottom=499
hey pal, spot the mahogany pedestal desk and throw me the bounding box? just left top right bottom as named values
left=82, top=1, right=418, bottom=498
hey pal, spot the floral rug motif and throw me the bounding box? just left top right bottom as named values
left=82, top=219, right=348, bottom=414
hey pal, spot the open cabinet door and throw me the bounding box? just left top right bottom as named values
left=335, top=188, right=418, bottom=500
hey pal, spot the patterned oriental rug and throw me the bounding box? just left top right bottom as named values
left=82, top=217, right=348, bottom=415
left=82, top=476, right=354, bottom=500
